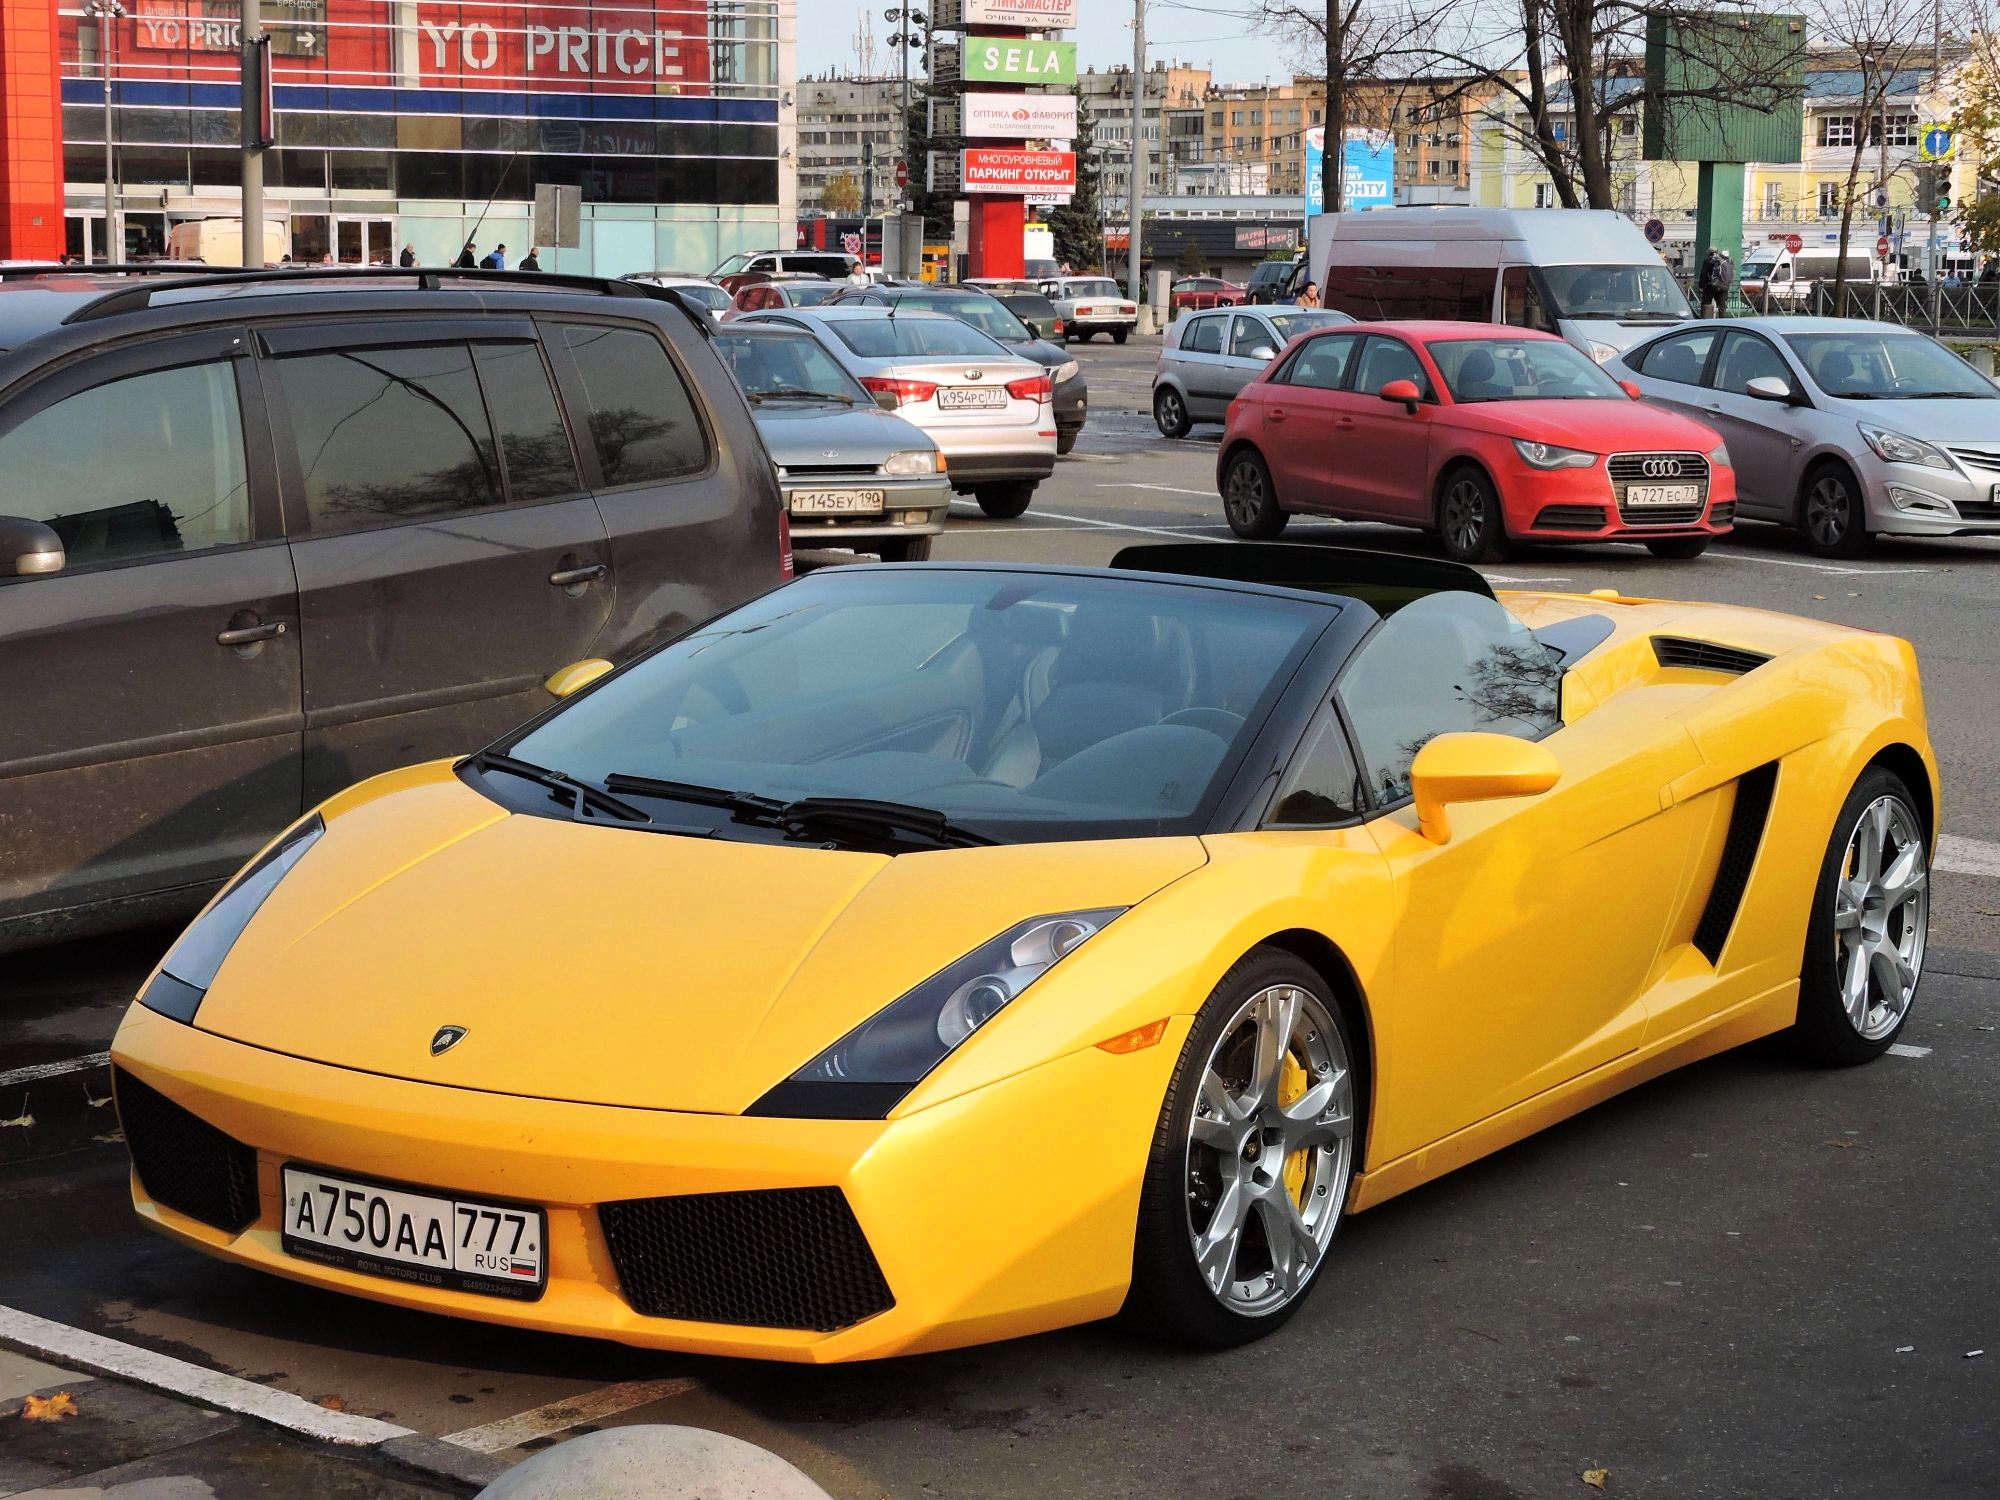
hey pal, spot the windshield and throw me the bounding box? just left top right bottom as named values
left=679, top=284, right=731, bottom=311
left=1537, top=263, right=1691, bottom=320
left=784, top=282, right=840, bottom=306
left=712, top=252, right=755, bottom=277
left=1430, top=337, right=1625, bottom=402
left=1784, top=332, right=1997, bottom=399
left=1268, top=310, right=1355, bottom=340
left=789, top=254, right=858, bottom=278
left=1741, top=254, right=1783, bottom=281
left=506, top=569, right=1331, bottom=843
left=828, top=315, right=1011, bottom=360
left=713, top=330, right=869, bottom=403
left=1067, top=279, right=1121, bottom=298
left=897, top=292, right=1031, bottom=341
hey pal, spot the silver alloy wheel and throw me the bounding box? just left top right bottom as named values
left=1156, top=388, right=1186, bottom=436
left=1805, top=473, right=1853, bottom=548
left=1183, top=984, right=1354, bottom=1317
left=1441, top=477, right=1486, bottom=555
left=1834, top=795, right=1929, bottom=1040
left=1224, top=459, right=1266, bottom=528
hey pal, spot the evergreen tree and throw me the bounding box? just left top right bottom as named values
left=902, top=85, right=959, bottom=242
left=1049, top=94, right=1103, bottom=273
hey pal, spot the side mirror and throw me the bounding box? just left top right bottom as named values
left=544, top=658, right=613, bottom=698
left=1251, top=345, right=1278, bottom=361
left=1745, top=375, right=1796, bottom=404
left=0, top=516, right=64, bottom=578
left=1409, top=732, right=1561, bottom=844
left=1378, top=378, right=1422, bottom=413
left=1619, top=379, right=1643, bottom=400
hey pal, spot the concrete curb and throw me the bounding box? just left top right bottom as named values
left=473, top=1426, right=833, bottom=1499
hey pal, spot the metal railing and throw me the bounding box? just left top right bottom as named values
left=1674, top=275, right=2000, bottom=335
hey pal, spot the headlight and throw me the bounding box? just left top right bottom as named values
left=1858, top=423, right=1953, bottom=470
left=1054, top=359, right=1080, bottom=383
left=881, top=448, right=940, bottom=476
left=748, top=908, right=1124, bottom=1118
left=1513, top=439, right=1598, bottom=470
left=1586, top=340, right=1618, bottom=363
left=138, top=815, right=324, bottom=1022
left=1707, top=443, right=1732, bottom=468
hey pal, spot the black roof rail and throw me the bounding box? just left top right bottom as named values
left=0, top=262, right=242, bottom=281
left=59, top=265, right=676, bottom=327
left=1109, top=542, right=1496, bottom=611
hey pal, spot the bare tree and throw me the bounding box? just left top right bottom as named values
left=820, top=171, right=863, bottom=218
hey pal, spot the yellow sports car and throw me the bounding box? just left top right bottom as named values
left=111, top=545, right=1936, bottom=1361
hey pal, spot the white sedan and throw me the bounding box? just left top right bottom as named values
left=1038, top=276, right=1138, bottom=344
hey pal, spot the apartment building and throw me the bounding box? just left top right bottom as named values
left=1078, top=62, right=1211, bottom=213
left=796, top=74, right=907, bottom=215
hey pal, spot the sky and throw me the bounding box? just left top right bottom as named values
left=801, top=1, right=1291, bottom=89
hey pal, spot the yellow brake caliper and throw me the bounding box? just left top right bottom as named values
left=1279, top=1050, right=1311, bottom=1206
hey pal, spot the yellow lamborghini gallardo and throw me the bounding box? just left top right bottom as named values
left=112, top=545, right=1937, bottom=1360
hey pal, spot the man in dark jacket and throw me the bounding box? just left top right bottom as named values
left=398, top=243, right=416, bottom=267
left=1697, top=246, right=1733, bottom=317
left=454, top=239, right=477, bottom=268
left=519, top=246, right=541, bottom=271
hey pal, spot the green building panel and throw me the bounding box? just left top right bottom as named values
left=1642, top=12, right=1806, bottom=165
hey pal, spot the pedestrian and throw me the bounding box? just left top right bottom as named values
left=479, top=243, right=506, bottom=270
left=454, top=239, right=478, bottom=269
left=1697, top=244, right=1733, bottom=317
left=398, top=243, right=416, bottom=267
left=1296, top=280, right=1322, bottom=309
left=1980, top=259, right=1998, bottom=284
left=519, top=246, right=541, bottom=271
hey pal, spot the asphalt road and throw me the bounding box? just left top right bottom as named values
left=4, top=333, right=1997, bottom=1499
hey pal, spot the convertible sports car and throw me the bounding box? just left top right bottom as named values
left=111, top=547, right=1936, bottom=1361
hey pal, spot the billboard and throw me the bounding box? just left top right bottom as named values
left=963, top=37, right=1076, bottom=87
left=963, top=92, right=1078, bottom=140
left=964, top=0, right=1077, bottom=26
left=1305, top=127, right=1394, bottom=217
left=962, top=148, right=1076, bottom=195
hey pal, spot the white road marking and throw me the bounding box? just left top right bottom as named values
left=1023, top=508, right=1206, bottom=540
left=0, top=1303, right=413, bottom=1446
left=1707, top=552, right=1931, bottom=577
left=439, top=1378, right=698, bottom=1453
left=1887, top=1044, right=1933, bottom=1059
left=1937, top=834, right=2000, bottom=879
left=1092, top=482, right=1217, bottom=497
left=1485, top=575, right=1575, bottom=585
left=0, top=1051, right=109, bottom=1090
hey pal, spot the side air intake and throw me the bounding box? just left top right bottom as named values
left=1652, top=636, right=1771, bottom=676
left=1692, top=763, right=1779, bottom=964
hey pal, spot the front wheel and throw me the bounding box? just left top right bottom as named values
left=1645, top=536, right=1710, bottom=560
left=1793, top=769, right=1929, bottom=1065
left=1056, top=427, right=1079, bottom=456
left=872, top=534, right=934, bottom=562
left=1154, top=385, right=1191, bottom=439
left=1800, top=465, right=1872, bottom=559
left=973, top=483, right=1034, bottom=520
left=1437, top=468, right=1511, bottom=564
left=1112, top=327, right=1130, bottom=345
left=1221, top=450, right=1286, bottom=539
left=1125, top=948, right=1358, bottom=1348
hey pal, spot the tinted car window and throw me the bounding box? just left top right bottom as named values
left=473, top=342, right=581, bottom=502
left=894, top=292, right=1030, bottom=341
left=278, top=343, right=500, bottom=532
left=0, top=360, right=249, bottom=567
left=1183, top=315, right=1224, bottom=354
left=785, top=283, right=841, bottom=307
left=1633, top=328, right=1717, bottom=386
left=1339, top=591, right=1561, bottom=805
left=1711, top=331, right=1791, bottom=395
left=1230, top=315, right=1274, bottom=358
left=1324, top=265, right=1492, bottom=321
left=1278, top=334, right=1357, bottom=389
left=1002, top=292, right=1059, bottom=331
left=786, top=255, right=857, bottom=278
left=560, top=324, right=707, bottom=487
left=828, top=317, right=1007, bottom=359
left=1353, top=336, right=1433, bottom=399
left=1268, top=709, right=1364, bottom=825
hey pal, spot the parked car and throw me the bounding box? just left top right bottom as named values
left=0, top=266, right=785, bottom=952
left=711, top=250, right=860, bottom=293
left=723, top=275, right=841, bottom=320
left=1153, top=305, right=1356, bottom=436
left=1246, top=257, right=1302, bottom=305
left=713, top=324, right=949, bottom=562
left=622, top=274, right=732, bottom=321
left=1171, top=276, right=1247, bottom=312
left=993, top=288, right=1065, bottom=343
left=737, top=305, right=1055, bottom=518
left=1038, top=276, right=1139, bottom=343
left=826, top=284, right=1086, bottom=453
left=1217, top=320, right=1735, bottom=563
left=1737, top=246, right=1882, bottom=309
left=1611, top=316, right=2000, bottom=557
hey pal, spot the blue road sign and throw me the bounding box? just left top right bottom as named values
left=1921, top=127, right=1955, bottom=161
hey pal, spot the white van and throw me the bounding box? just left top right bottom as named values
left=1306, top=207, right=1690, bottom=360
left=166, top=217, right=289, bottom=267
left=1739, top=244, right=1881, bottom=306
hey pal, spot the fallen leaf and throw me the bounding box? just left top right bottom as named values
left=1968, top=1350, right=1986, bottom=1359
left=319, top=1394, right=347, bottom=1412
left=20, top=1392, right=78, bottom=1423
left=1812, top=594, right=1827, bottom=600
left=1823, top=1139, right=1854, bottom=1149
left=1583, top=1467, right=1611, bottom=1490
left=1896, top=1345, right=1915, bottom=1353
left=0, top=1095, right=31, bottom=1130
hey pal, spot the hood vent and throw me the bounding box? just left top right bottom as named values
left=1652, top=636, right=1771, bottom=676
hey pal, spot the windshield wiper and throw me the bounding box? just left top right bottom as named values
left=469, top=751, right=650, bottom=824
left=750, top=388, right=856, bottom=404
left=602, top=771, right=787, bottom=818
left=751, top=796, right=997, bottom=850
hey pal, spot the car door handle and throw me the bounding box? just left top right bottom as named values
left=548, top=563, right=608, bottom=587
left=1268, top=407, right=1288, bottom=422
left=216, top=619, right=287, bottom=648
left=1334, top=417, right=1356, bottom=430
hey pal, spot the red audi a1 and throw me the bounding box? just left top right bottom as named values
left=1217, top=321, right=1737, bottom=562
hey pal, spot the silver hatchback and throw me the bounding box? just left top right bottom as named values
left=1152, top=306, right=1355, bottom=437
left=1611, top=316, right=2000, bottom=557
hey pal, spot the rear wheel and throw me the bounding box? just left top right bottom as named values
left=1221, top=450, right=1286, bottom=539
left=1793, top=769, right=1929, bottom=1065
left=1437, top=467, right=1511, bottom=564
left=1126, top=948, right=1357, bottom=1348
left=1154, top=386, right=1192, bottom=439
left=1112, top=327, right=1131, bottom=345
left=1800, top=464, right=1872, bottom=558
left=1645, top=536, right=1710, bottom=560
left=1057, top=427, right=1079, bottom=456
left=974, top=483, right=1035, bottom=520
left=872, top=535, right=934, bottom=562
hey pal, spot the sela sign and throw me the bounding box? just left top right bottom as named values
left=963, top=0, right=1078, bottom=27
left=962, top=148, right=1077, bottom=194
left=963, top=92, right=1079, bottom=140
left=963, top=36, right=1076, bottom=86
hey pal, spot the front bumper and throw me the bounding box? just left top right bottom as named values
left=1500, top=463, right=1738, bottom=544
left=1054, top=374, right=1088, bottom=434
left=111, top=1005, right=1185, bottom=1362
left=1856, top=455, right=2000, bottom=536
left=782, top=475, right=950, bottom=544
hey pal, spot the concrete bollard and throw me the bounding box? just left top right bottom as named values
left=475, top=1426, right=833, bottom=1500
left=1970, top=345, right=1996, bottom=378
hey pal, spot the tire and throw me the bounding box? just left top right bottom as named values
left=1125, top=947, right=1359, bottom=1348
left=974, top=483, right=1035, bottom=520
left=1645, top=536, right=1710, bottom=560
left=1112, top=327, right=1130, bottom=345
left=1154, top=385, right=1192, bottom=439
left=872, top=534, right=934, bottom=562
left=1221, top=449, right=1287, bottom=539
left=1436, top=467, right=1512, bottom=564
left=1792, top=768, right=1930, bottom=1066
left=1057, top=427, right=1079, bottom=456
left=1799, top=464, right=1872, bottom=559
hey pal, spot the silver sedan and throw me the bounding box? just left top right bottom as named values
left=1610, top=316, right=2000, bottom=557
left=1151, top=306, right=1355, bottom=437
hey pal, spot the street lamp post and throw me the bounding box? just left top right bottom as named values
left=242, top=0, right=265, bottom=268
left=86, top=0, right=127, bottom=262
left=886, top=7, right=927, bottom=278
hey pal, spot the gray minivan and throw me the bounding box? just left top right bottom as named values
left=0, top=268, right=785, bottom=951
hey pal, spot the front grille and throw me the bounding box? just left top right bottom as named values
left=1954, top=499, right=2000, bottom=519
left=782, top=464, right=879, bottom=478
left=1947, top=445, right=2000, bottom=474
left=1608, top=451, right=1710, bottom=525
left=113, top=1068, right=259, bottom=1234
left=1652, top=636, right=1771, bottom=676
left=600, top=1187, right=893, bottom=1332
left=1532, top=504, right=1607, bottom=530
left=1693, top=763, right=1779, bottom=963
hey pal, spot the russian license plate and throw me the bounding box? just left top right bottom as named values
left=791, top=488, right=885, bottom=515
left=1626, top=483, right=1701, bottom=507
left=938, top=386, right=1007, bottom=410
left=281, top=1165, right=546, bottom=1301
